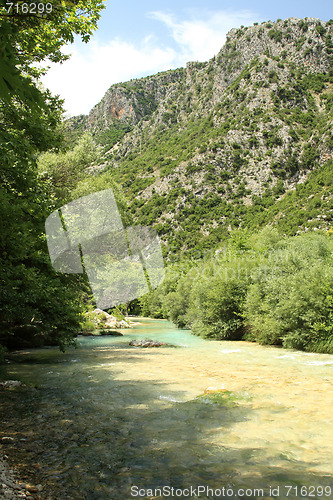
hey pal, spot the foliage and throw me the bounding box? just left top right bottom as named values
left=189, top=271, right=248, bottom=340
left=95, top=122, right=133, bottom=152
left=244, top=234, right=333, bottom=351
left=0, top=0, right=104, bottom=106
left=268, top=29, right=283, bottom=43
left=141, top=228, right=333, bottom=353
left=38, top=132, right=103, bottom=203
left=0, top=0, right=104, bottom=352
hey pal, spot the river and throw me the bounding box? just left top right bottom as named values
left=0, top=318, right=333, bottom=499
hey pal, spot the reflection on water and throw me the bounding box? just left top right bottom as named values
left=1, top=319, right=333, bottom=499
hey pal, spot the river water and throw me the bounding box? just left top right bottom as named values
left=1, top=318, right=333, bottom=500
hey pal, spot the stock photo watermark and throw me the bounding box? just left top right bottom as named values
left=45, top=188, right=294, bottom=305
left=45, top=188, right=165, bottom=309
left=130, top=484, right=333, bottom=498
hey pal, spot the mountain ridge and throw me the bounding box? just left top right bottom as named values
left=69, top=17, right=332, bottom=131
left=66, top=17, right=333, bottom=257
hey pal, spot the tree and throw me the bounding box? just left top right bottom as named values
left=0, top=0, right=105, bottom=352
left=0, top=0, right=104, bottom=106
left=38, top=132, right=103, bottom=202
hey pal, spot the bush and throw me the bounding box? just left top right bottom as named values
left=189, top=275, right=247, bottom=340
left=315, top=23, right=326, bottom=37
left=183, top=244, right=265, bottom=340
left=302, top=143, right=319, bottom=169
left=244, top=234, right=333, bottom=351
left=138, top=229, right=333, bottom=354
left=38, top=132, right=103, bottom=202
left=162, top=276, right=192, bottom=328
left=268, top=29, right=283, bottom=43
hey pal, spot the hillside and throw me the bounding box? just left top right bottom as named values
left=66, top=17, right=333, bottom=258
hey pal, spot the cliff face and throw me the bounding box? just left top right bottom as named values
left=71, top=68, right=186, bottom=133
left=68, top=17, right=333, bottom=253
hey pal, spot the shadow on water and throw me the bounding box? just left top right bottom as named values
left=1, top=342, right=332, bottom=500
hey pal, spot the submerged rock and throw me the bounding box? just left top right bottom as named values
left=0, top=455, right=32, bottom=499
left=99, top=330, right=123, bottom=337
left=129, top=339, right=166, bottom=348
left=0, top=380, right=25, bottom=390
left=81, top=330, right=123, bottom=337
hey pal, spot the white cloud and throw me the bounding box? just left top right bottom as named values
left=41, top=37, right=178, bottom=117
left=41, top=9, right=261, bottom=117
left=149, top=9, right=261, bottom=61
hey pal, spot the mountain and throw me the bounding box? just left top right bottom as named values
left=67, top=17, right=333, bottom=258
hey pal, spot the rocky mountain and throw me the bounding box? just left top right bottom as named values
left=68, top=17, right=333, bottom=257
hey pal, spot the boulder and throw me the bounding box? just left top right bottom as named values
left=118, top=319, right=130, bottom=328
left=129, top=339, right=166, bottom=348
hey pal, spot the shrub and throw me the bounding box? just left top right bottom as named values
left=316, top=23, right=326, bottom=37
left=268, top=29, right=283, bottom=42
left=244, top=234, right=333, bottom=351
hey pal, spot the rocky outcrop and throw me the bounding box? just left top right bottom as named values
left=92, top=308, right=131, bottom=328
left=81, top=308, right=133, bottom=336
left=71, top=68, right=186, bottom=134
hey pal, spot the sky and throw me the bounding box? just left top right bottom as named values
left=41, top=0, right=332, bottom=117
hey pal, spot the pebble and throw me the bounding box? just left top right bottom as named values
left=0, top=380, right=43, bottom=499
left=0, top=455, right=39, bottom=499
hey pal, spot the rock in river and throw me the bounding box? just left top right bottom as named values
left=129, top=339, right=166, bottom=348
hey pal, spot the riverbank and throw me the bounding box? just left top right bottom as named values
left=0, top=454, right=34, bottom=499
left=0, top=381, right=43, bottom=499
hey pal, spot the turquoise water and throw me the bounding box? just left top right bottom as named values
left=1, top=319, right=333, bottom=499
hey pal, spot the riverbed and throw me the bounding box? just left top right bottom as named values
left=0, top=319, right=333, bottom=499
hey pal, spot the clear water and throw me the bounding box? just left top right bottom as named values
left=1, top=319, right=333, bottom=499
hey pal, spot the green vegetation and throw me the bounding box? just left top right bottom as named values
left=38, top=132, right=103, bottom=202
left=95, top=122, right=133, bottom=152
left=268, top=29, right=283, bottom=43
left=196, top=389, right=252, bottom=406
left=141, top=228, right=333, bottom=353
left=0, top=0, right=104, bottom=353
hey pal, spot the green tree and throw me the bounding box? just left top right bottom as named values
left=0, top=0, right=104, bottom=105
left=244, top=234, right=333, bottom=351
left=0, top=0, right=105, bottom=354
left=38, top=132, right=103, bottom=202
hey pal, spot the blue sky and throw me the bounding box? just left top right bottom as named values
left=42, top=0, right=332, bottom=117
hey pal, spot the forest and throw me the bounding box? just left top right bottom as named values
left=0, top=0, right=105, bottom=360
